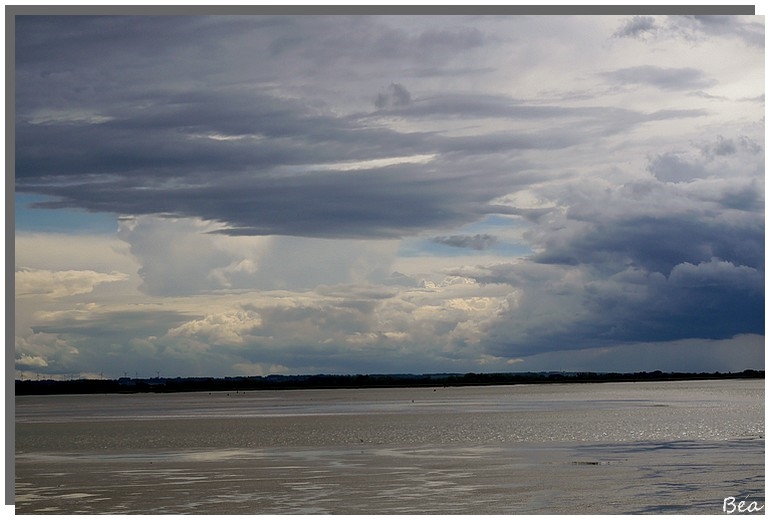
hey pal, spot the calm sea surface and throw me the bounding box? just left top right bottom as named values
left=15, top=379, right=765, bottom=514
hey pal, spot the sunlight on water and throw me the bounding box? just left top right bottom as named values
left=15, top=380, right=764, bottom=514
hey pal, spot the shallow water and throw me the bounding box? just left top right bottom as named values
left=15, top=379, right=765, bottom=514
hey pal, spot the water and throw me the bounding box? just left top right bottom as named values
left=15, top=379, right=765, bottom=514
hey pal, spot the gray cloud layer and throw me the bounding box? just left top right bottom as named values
left=17, top=80, right=708, bottom=239
left=16, top=15, right=718, bottom=240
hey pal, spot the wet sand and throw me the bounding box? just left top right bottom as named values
left=15, top=437, right=764, bottom=514
left=15, top=381, right=765, bottom=514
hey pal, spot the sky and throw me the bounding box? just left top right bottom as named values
left=12, top=10, right=766, bottom=379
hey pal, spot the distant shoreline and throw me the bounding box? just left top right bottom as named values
left=14, top=369, right=764, bottom=396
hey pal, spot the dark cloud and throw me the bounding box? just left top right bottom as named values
left=536, top=212, right=762, bottom=275
left=671, top=15, right=765, bottom=48
left=601, top=65, right=716, bottom=91
left=446, top=163, right=764, bottom=358
left=432, top=234, right=499, bottom=250
left=17, top=75, right=706, bottom=239
left=716, top=183, right=764, bottom=212
left=648, top=134, right=764, bottom=184
left=17, top=88, right=431, bottom=180
left=16, top=15, right=719, bottom=241
left=612, top=15, right=658, bottom=39
left=647, top=152, right=707, bottom=183
left=532, top=178, right=764, bottom=273
left=611, top=15, right=763, bottom=48
left=374, top=83, right=412, bottom=109
left=455, top=255, right=763, bottom=358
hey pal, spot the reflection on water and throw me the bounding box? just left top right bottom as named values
left=15, top=380, right=765, bottom=514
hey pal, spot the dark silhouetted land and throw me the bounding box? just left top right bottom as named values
left=14, top=369, right=764, bottom=395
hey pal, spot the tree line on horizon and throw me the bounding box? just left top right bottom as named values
left=15, top=369, right=764, bottom=395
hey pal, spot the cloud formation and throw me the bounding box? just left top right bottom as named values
left=16, top=268, right=129, bottom=299
left=14, top=13, right=764, bottom=379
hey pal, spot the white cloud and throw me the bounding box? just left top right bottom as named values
left=16, top=354, right=49, bottom=368
left=167, top=309, right=263, bottom=346
left=15, top=330, right=81, bottom=376
left=118, top=215, right=403, bottom=296
left=15, top=268, right=129, bottom=298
